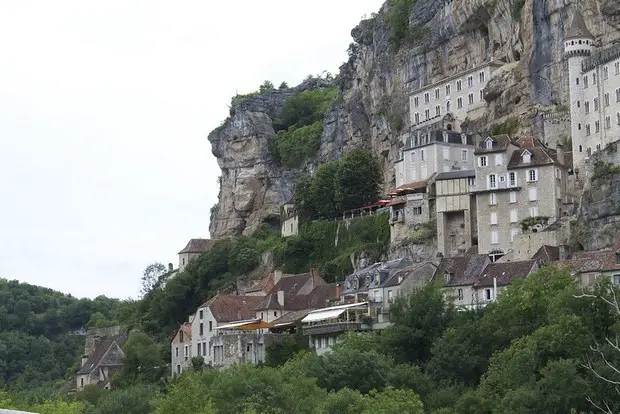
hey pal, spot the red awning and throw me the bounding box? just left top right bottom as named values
left=388, top=180, right=427, bottom=197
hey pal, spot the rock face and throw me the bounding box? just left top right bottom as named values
left=208, top=0, right=620, bottom=239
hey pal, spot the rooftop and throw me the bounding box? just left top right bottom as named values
left=178, top=238, right=215, bottom=254
left=435, top=169, right=476, bottom=181
left=388, top=179, right=428, bottom=197
left=567, top=242, right=620, bottom=273
left=474, top=134, right=513, bottom=155
left=565, top=10, right=594, bottom=41
left=436, top=254, right=490, bottom=287
left=475, top=260, right=538, bottom=287
left=201, top=295, right=264, bottom=322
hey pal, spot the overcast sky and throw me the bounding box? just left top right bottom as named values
left=0, top=0, right=385, bottom=299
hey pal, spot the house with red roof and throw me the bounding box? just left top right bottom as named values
left=178, top=238, right=215, bottom=272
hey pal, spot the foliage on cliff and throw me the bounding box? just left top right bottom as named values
left=270, top=86, right=337, bottom=167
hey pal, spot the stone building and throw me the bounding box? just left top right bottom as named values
left=178, top=238, right=215, bottom=272
left=394, top=128, right=476, bottom=186
left=564, top=10, right=620, bottom=171
left=170, top=323, right=192, bottom=377
left=75, top=332, right=126, bottom=391
left=473, top=136, right=570, bottom=261
left=280, top=200, right=298, bottom=237
left=434, top=170, right=477, bottom=257
left=408, top=62, right=502, bottom=132
left=387, top=179, right=433, bottom=243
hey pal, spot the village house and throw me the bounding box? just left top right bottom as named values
left=387, top=180, right=433, bottom=244
left=563, top=241, right=620, bottom=287
left=473, top=136, right=570, bottom=262
left=75, top=332, right=126, bottom=391
left=178, top=238, right=215, bottom=272
left=170, top=322, right=192, bottom=377
left=434, top=169, right=477, bottom=257
left=280, top=200, right=298, bottom=237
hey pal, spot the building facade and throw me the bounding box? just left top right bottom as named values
left=565, top=11, right=620, bottom=170
left=170, top=323, right=192, bottom=377
left=178, top=238, right=215, bottom=272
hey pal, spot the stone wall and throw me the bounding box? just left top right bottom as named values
left=540, top=110, right=571, bottom=149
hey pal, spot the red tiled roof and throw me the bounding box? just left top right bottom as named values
left=255, top=293, right=311, bottom=311
left=178, top=239, right=215, bottom=254
left=388, top=180, right=428, bottom=197
left=532, top=245, right=561, bottom=264
left=269, top=273, right=322, bottom=295
left=567, top=242, right=620, bottom=273
left=307, top=284, right=339, bottom=308
left=202, top=295, right=264, bottom=322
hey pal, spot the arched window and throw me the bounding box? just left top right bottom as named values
left=579, top=145, right=583, bottom=152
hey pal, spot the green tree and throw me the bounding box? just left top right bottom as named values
left=279, top=81, right=289, bottom=89
left=309, top=161, right=340, bottom=218
left=191, top=356, right=205, bottom=372
left=140, top=262, right=167, bottom=296
left=115, top=331, right=165, bottom=386
left=259, top=80, right=275, bottom=93
left=335, top=149, right=382, bottom=212
left=90, top=384, right=159, bottom=414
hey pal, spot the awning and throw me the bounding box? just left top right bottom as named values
left=301, top=302, right=368, bottom=323
left=388, top=180, right=427, bottom=197
left=215, top=319, right=273, bottom=331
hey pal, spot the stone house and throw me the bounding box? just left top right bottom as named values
left=474, top=136, right=569, bottom=262
left=170, top=323, right=192, bottom=377
left=563, top=241, right=620, bottom=287
left=434, top=169, right=478, bottom=257
left=280, top=200, right=298, bottom=238
left=178, top=238, right=215, bottom=272
left=190, top=295, right=263, bottom=367
left=472, top=260, right=539, bottom=304
left=387, top=179, right=433, bottom=243
left=75, top=333, right=126, bottom=391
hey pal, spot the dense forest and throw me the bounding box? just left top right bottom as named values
left=2, top=265, right=620, bottom=413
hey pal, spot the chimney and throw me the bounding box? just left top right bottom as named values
left=335, top=283, right=342, bottom=299
left=310, top=268, right=320, bottom=289
left=277, top=290, right=284, bottom=307
left=274, top=270, right=283, bottom=285
left=168, top=263, right=173, bottom=272
left=559, top=244, right=568, bottom=262
left=81, top=355, right=89, bottom=367
left=93, top=335, right=102, bottom=349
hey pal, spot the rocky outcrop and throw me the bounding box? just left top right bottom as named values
left=208, top=0, right=620, bottom=239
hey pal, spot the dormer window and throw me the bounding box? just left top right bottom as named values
left=354, top=278, right=359, bottom=290
left=461, top=134, right=467, bottom=144
left=374, top=272, right=380, bottom=285
left=485, top=138, right=494, bottom=149
left=443, top=131, right=449, bottom=142
left=443, top=271, right=453, bottom=284
left=365, top=275, right=370, bottom=287
left=522, top=150, right=532, bottom=164
left=397, top=275, right=403, bottom=284
left=346, top=281, right=351, bottom=290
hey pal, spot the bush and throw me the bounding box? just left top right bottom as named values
left=271, top=122, right=324, bottom=167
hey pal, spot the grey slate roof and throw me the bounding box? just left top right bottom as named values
left=435, top=170, right=476, bottom=181
left=341, top=258, right=412, bottom=294
left=474, top=135, right=513, bottom=154
left=565, top=10, right=594, bottom=40
left=436, top=254, right=490, bottom=287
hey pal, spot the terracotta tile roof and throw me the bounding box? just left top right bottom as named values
left=270, top=309, right=311, bottom=326
left=170, top=322, right=192, bottom=343
left=436, top=254, right=490, bottom=287
left=388, top=180, right=428, bottom=197
left=531, top=245, right=560, bottom=264
left=567, top=242, right=620, bottom=273
left=474, top=134, right=513, bottom=154
left=246, top=272, right=276, bottom=294
left=475, top=260, right=538, bottom=287
left=307, top=284, right=339, bottom=308
left=178, top=238, right=215, bottom=254
left=202, top=295, right=264, bottom=322
left=269, top=273, right=321, bottom=295
left=255, top=292, right=311, bottom=311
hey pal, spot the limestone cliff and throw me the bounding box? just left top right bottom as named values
left=208, top=0, right=620, bottom=239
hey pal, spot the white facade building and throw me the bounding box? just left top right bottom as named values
left=565, top=10, right=620, bottom=170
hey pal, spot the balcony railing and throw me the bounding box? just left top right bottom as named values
left=302, top=321, right=369, bottom=336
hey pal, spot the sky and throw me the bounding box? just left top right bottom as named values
left=0, top=0, right=385, bottom=299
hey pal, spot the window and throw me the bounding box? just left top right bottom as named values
left=425, top=108, right=430, bottom=120
left=184, top=345, right=189, bottom=359
left=424, top=92, right=430, bottom=103
left=495, top=153, right=503, bottom=166
left=594, top=98, right=599, bottom=111
left=605, top=93, right=610, bottom=106
left=414, top=113, right=420, bottom=123
left=446, top=84, right=451, bottom=95
left=388, top=290, right=393, bottom=303
left=584, top=75, right=588, bottom=88
left=617, top=113, right=620, bottom=126
left=410, top=151, right=416, bottom=161
left=420, top=149, right=426, bottom=161
left=614, top=274, right=620, bottom=285
left=479, top=90, right=484, bottom=101
left=412, top=206, right=423, bottom=215
left=180, top=330, right=184, bottom=342
left=509, top=191, right=517, bottom=203
left=209, top=321, right=212, bottom=332
left=510, top=228, right=519, bottom=242
left=529, top=206, right=539, bottom=217
left=488, top=174, right=497, bottom=189
left=528, top=187, right=538, bottom=201
left=510, top=209, right=518, bottom=223
left=479, top=156, right=487, bottom=167
left=616, top=62, right=620, bottom=75
left=435, top=88, right=440, bottom=99
left=457, top=288, right=464, bottom=301
left=523, top=151, right=531, bottom=163
left=586, top=124, right=591, bottom=136
left=461, top=149, right=468, bottom=161
left=468, top=93, right=474, bottom=104
left=199, top=310, right=203, bottom=319
left=576, top=77, right=579, bottom=85
left=585, top=101, right=590, bottom=114
left=604, top=66, right=609, bottom=80
left=527, top=169, right=538, bottom=182
left=489, top=192, right=497, bottom=205
left=457, top=97, right=463, bottom=109
left=595, top=120, right=600, bottom=133
left=479, top=71, right=485, bottom=82
left=593, top=73, right=597, bottom=84
left=577, top=100, right=580, bottom=108
left=457, top=79, right=462, bottom=91
left=274, top=311, right=278, bottom=317
left=175, top=346, right=179, bottom=358
left=435, top=105, right=441, bottom=116
left=578, top=123, right=581, bottom=130
left=491, top=212, right=498, bottom=225
left=443, top=147, right=450, bottom=160
left=81, top=378, right=84, bottom=387
left=182, top=257, right=186, bottom=265
left=606, top=116, right=611, bottom=129
left=616, top=253, right=620, bottom=265
left=446, top=101, right=451, bottom=112
left=491, top=231, right=499, bottom=245
left=468, top=75, right=473, bottom=87
left=199, top=323, right=204, bottom=336
left=414, top=96, right=419, bottom=107
left=509, top=172, right=516, bottom=187
left=617, top=88, right=620, bottom=102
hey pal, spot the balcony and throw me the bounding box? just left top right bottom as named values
left=303, top=321, right=370, bottom=336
